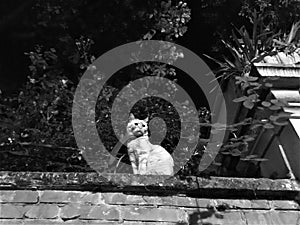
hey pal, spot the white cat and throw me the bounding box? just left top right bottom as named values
left=126, top=114, right=174, bottom=175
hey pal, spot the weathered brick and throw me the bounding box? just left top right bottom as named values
left=40, top=191, right=71, bottom=202
left=216, top=199, right=252, bottom=209
left=60, top=203, right=81, bottom=220
left=0, top=219, right=23, bottom=224
left=65, top=221, right=117, bottom=225
left=185, top=209, right=223, bottom=225
left=185, top=208, right=247, bottom=225
left=102, top=193, right=130, bottom=204
left=222, top=211, right=246, bottom=225
left=162, top=196, right=212, bottom=208
left=123, top=222, right=181, bottom=225
left=250, top=200, right=271, bottom=209
left=121, top=206, right=187, bottom=223
left=40, top=191, right=103, bottom=204
left=22, top=220, right=61, bottom=225
left=40, top=191, right=80, bottom=203
left=102, top=193, right=212, bottom=208
left=81, top=193, right=103, bottom=205
left=103, top=193, right=165, bottom=206
left=0, top=191, right=38, bottom=203
left=274, top=211, right=300, bottom=224
left=243, top=210, right=300, bottom=225
left=0, top=191, right=16, bottom=203
left=243, top=211, right=270, bottom=225
left=22, top=220, right=117, bottom=225
left=24, top=204, right=59, bottom=219
left=271, top=200, right=300, bottom=210
left=80, top=205, right=120, bottom=220
left=0, top=205, right=25, bottom=218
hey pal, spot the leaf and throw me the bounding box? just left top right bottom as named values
left=264, top=83, right=273, bottom=88
left=243, top=136, right=255, bottom=142
left=273, top=39, right=288, bottom=46
left=273, top=101, right=286, bottom=107
left=247, top=89, right=254, bottom=95
left=251, top=158, right=268, bottom=162
left=261, top=101, right=271, bottom=107
left=246, top=154, right=258, bottom=159
left=240, top=158, right=250, bottom=161
left=246, top=76, right=258, bottom=82
left=278, top=112, right=293, bottom=117
left=269, top=105, right=281, bottom=110
left=221, top=151, right=231, bottom=155
left=251, top=124, right=263, bottom=129
left=252, top=50, right=277, bottom=63
left=231, top=149, right=242, bottom=156
left=248, top=94, right=258, bottom=100
left=273, top=121, right=289, bottom=126
left=223, top=56, right=236, bottom=68
left=212, top=162, right=222, bottom=166
left=270, top=99, right=279, bottom=104
left=203, top=54, right=226, bottom=67
left=233, top=96, right=248, bottom=102
left=243, top=100, right=254, bottom=109
left=269, top=115, right=278, bottom=122
left=249, top=82, right=261, bottom=87
left=286, top=21, right=300, bottom=44
left=263, top=123, right=274, bottom=129
left=265, top=77, right=280, bottom=81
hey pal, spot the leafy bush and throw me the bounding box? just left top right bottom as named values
left=0, top=0, right=212, bottom=174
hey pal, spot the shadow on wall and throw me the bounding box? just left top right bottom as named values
left=176, top=204, right=226, bottom=225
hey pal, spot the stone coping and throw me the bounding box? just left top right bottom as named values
left=0, top=172, right=299, bottom=200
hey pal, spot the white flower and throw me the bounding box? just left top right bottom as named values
left=61, top=79, right=68, bottom=86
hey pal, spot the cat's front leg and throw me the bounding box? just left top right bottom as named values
left=128, top=150, right=138, bottom=174
left=138, top=152, right=149, bottom=175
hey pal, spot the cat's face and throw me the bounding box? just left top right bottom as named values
left=126, top=114, right=149, bottom=138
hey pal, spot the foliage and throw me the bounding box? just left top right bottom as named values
left=0, top=45, right=91, bottom=171
left=0, top=46, right=74, bottom=146
left=0, top=0, right=205, bottom=174
left=273, top=21, right=300, bottom=52
left=240, top=0, right=300, bottom=32
left=1, top=0, right=298, bottom=177
left=206, top=1, right=300, bottom=169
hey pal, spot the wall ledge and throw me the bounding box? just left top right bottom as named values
left=0, top=172, right=299, bottom=200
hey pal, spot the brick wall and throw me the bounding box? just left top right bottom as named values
left=0, top=172, right=299, bottom=224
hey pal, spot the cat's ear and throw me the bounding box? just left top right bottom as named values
left=129, top=113, right=135, bottom=121
left=143, top=117, right=149, bottom=123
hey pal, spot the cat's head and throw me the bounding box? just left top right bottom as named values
left=126, top=113, right=149, bottom=138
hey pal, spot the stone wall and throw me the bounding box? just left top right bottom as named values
left=0, top=172, right=299, bottom=224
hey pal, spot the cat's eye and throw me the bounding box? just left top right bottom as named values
left=142, top=124, right=145, bottom=127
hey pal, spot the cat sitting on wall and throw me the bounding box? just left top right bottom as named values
left=126, top=113, right=174, bottom=175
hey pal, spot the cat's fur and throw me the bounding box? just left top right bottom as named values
left=126, top=114, right=174, bottom=175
